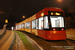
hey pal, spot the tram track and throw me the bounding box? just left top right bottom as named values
left=66, top=39, right=75, bottom=46
left=12, top=32, right=26, bottom=50
left=20, top=31, right=75, bottom=50
left=46, top=39, right=75, bottom=50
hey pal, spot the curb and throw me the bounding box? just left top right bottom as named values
left=0, top=30, right=6, bottom=39
left=9, top=31, right=15, bottom=50
left=21, top=32, right=44, bottom=50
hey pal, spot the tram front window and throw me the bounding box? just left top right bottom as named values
left=50, top=16, right=64, bottom=28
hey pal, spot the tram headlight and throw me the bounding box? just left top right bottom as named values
left=53, top=28, right=56, bottom=31
left=61, top=28, right=64, bottom=30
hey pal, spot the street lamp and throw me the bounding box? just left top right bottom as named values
left=3, top=19, right=8, bottom=29
left=57, top=0, right=62, bottom=8
left=23, top=16, right=25, bottom=19
left=5, top=19, right=8, bottom=23
left=57, top=0, right=62, bottom=2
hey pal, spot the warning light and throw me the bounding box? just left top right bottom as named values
left=41, top=13, right=44, bottom=16
left=51, top=12, right=53, bottom=15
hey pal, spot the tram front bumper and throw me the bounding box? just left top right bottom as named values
left=47, top=31, right=66, bottom=40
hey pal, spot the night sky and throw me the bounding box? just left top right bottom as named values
left=0, top=0, right=75, bottom=29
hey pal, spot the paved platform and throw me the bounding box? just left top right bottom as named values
left=0, top=29, right=5, bottom=35
left=0, top=30, right=14, bottom=50
left=66, top=29, right=75, bottom=40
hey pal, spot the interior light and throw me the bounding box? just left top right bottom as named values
left=56, top=12, right=60, bottom=15
left=51, top=12, right=53, bottom=15
left=53, top=28, right=56, bottom=31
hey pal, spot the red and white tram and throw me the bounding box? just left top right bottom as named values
left=15, top=7, right=66, bottom=40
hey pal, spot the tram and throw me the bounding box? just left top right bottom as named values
left=15, top=7, right=66, bottom=40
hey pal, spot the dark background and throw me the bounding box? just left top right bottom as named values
left=0, top=0, right=75, bottom=29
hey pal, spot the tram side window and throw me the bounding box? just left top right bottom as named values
left=28, top=22, right=30, bottom=28
left=39, top=17, right=43, bottom=30
left=36, top=19, right=39, bottom=29
left=16, top=25, right=17, bottom=29
left=44, top=16, right=49, bottom=29
left=18, top=25, right=21, bottom=28
left=22, top=23, right=24, bottom=28
left=25, top=22, right=30, bottom=28
left=32, top=20, right=36, bottom=29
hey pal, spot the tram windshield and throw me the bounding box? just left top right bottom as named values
left=50, top=16, right=64, bottom=28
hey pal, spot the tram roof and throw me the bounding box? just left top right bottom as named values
left=36, top=7, right=64, bottom=15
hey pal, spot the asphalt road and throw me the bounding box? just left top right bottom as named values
left=0, top=30, right=14, bottom=50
